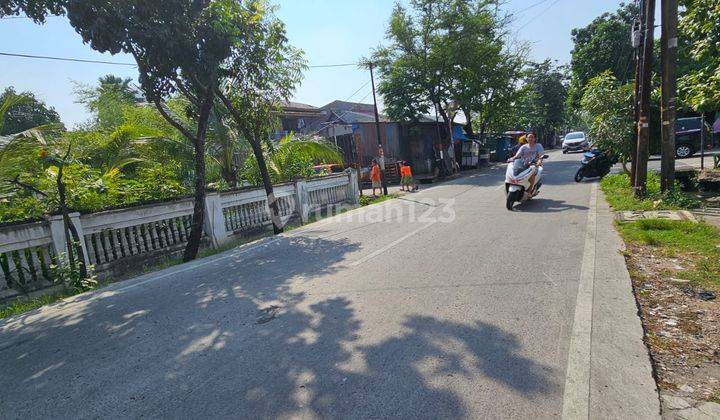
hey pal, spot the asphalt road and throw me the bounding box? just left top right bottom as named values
left=1, top=151, right=598, bottom=418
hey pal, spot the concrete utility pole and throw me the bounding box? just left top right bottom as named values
left=631, top=1, right=645, bottom=187
left=635, top=0, right=655, bottom=197
left=660, top=0, right=678, bottom=192
left=369, top=62, right=388, bottom=195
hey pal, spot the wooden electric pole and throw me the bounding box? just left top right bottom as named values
left=369, top=62, right=388, bottom=196
left=631, top=0, right=645, bottom=187
left=635, top=0, right=655, bottom=197
left=660, top=0, right=678, bottom=191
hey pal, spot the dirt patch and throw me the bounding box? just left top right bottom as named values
left=624, top=244, right=720, bottom=403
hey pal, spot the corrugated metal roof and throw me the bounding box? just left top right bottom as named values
left=281, top=101, right=319, bottom=110
left=321, top=100, right=376, bottom=115
left=333, top=110, right=389, bottom=124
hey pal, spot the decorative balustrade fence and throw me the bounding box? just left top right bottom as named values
left=0, top=222, right=56, bottom=299
left=0, top=171, right=359, bottom=299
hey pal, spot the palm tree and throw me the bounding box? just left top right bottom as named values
left=0, top=93, right=89, bottom=278
left=242, top=134, right=344, bottom=185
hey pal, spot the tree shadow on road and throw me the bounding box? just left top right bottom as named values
left=0, top=232, right=558, bottom=418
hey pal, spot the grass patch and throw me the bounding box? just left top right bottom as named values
left=617, top=219, right=720, bottom=289
left=0, top=291, right=72, bottom=319
left=359, top=193, right=399, bottom=207
left=601, top=172, right=700, bottom=211
left=711, top=391, right=720, bottom=404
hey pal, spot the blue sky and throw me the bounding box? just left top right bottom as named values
left=0, top=0, right=627, bottom=128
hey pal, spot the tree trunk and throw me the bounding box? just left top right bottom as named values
left=437, top=105, right=451, bottom=145
left=250, top=128, right=283, bottom=234
left=621, top=158, right=630, bottom=175
left=215, top=91, right=283, bottom=234
left=182, top=89, right=214, bottom=262
left=463, top=108, right=475, bottom=137
left=56, top=165, right=87, bottom=278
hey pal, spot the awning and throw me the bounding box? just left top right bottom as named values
left=452, top=126, right=480, bottom=144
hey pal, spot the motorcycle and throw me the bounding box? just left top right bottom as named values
left=504, top=154, right=549, bottom=211
left=574, top=149, right=617, bottom=182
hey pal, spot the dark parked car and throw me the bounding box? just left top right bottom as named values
left=675, top=117, right=711, bottom=158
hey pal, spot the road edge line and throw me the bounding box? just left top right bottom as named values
left=562, top=182, right=598, bottom=420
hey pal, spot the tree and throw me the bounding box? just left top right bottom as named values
left=580, top=71, right=635, bottom=171
left=0, top=106, right=89, bottom=278
left=678, top=0, right=720, bottom=112
left=74, top=75, right=141, bottom=128
left=374, top=0, right=515, bottom=140
left=566, top=2, right=638, bottom=110
left=511, top=60, right=567, bottom=145
left=0, top=87, right=62, bottom=135
left=214, top=0, right=306, bottom=234
left=4, top=0, right=243, bottom=261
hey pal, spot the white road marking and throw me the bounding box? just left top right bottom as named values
left=349, top=222, right=437, bottom=267
left=562, top=182, right=598, bottom=420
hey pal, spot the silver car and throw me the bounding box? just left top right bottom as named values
left=562, top=132, right=589, bottom=153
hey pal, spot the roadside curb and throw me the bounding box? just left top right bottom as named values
left=562, top=183, right=661, bottom=419
left=589, top=188, right=662, bottom=418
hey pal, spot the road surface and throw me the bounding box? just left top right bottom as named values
left=0, top=152, right=654, bottom=418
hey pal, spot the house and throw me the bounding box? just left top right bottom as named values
left=317, top=100, right=457, bottom=175
left=276, top=99, right=462, bottom=176
left=274, top=101, right=329, bottom=140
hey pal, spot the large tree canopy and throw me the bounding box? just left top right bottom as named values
left=374, top=0, right=517, bottom=137
left=511, top=60, right=568, bottom=145
left=566, top=2, right=638, bottom=109
left=679, top=0, right=720, bottom=112
left=0, top=87, right=62, bottom=135
left=3, top=0, right=239, bottom=261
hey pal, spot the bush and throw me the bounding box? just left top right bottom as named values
left=50, top=253, right=98, bottom=293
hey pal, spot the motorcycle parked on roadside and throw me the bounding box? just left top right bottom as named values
left=574, top=149, right=617, bottom=182
left=504, top=155, right=549, bottom=210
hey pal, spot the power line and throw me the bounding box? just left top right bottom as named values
left=308, top=63, right=357, bottom=68
left=0, top=52, right=136, bottom=66
left=517, top=0, right=562, bottom=28
left=0, top=51, right=359, bottom=69
left=513, top=0, right=553, bottom=15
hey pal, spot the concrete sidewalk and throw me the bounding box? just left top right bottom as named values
left=563, top=184, right=661, bottom=418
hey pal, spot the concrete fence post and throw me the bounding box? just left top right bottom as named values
left=347, top=169, right=360, bottom=205
left=294, top=179, right=309, bottom=223
left=203, top=192, right=228, bottom=247
left=47, top=212, right=90, bottom=267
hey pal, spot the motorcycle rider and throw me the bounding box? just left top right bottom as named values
left=507, top=132, right=544, bottom=194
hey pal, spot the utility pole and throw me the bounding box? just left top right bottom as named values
left=369, top=62, right=388, bottom=195
left=631, top=1, right=645, bottom=187
left=700, top=112, right=706, bottom=170
left=660, top=0, right=678, bottom=191
left=635, top=0, right=655, bottom=197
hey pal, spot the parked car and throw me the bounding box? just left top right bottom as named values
left=562, top=132, right=589, bottom=153
left=674, top=117, right=711, bottom=159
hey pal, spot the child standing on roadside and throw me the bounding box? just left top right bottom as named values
left=371, top=160, right=382, bottom=197
left=400, top=161, right=417, bottom=192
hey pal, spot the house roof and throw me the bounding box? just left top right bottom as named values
left=330, top=110, right=389, bottom=124
left=281, top=101, right=319, bottom=111
left=321, top=100, right=377, bottom=116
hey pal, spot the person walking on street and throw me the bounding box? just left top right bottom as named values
left=371, top=160, right=382, bottom=197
